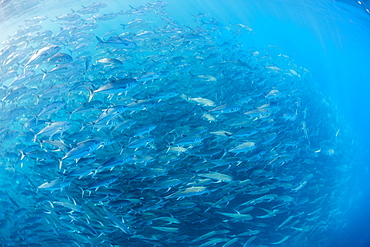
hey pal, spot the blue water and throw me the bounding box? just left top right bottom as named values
left=0, top=0, right=369, bottom=246
left=169, top=2, right=370, bottom=246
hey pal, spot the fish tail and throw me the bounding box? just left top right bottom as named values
left=31, top=94, right=40, bottom=106
left=85, top=86, right=94, bottom=102
left=180, top=94, right=189, bottom=101
left=95, top=36, right=104, bottom=48
left=17, top=149, right=25, bottom=160
left=41, top=69, right=47, bottom=81
left=58, top=158, right=63, bottom=170
left=67, top=111, right=73, bottom=120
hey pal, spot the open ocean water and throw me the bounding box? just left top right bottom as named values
left=0, top=0, right=369, bottom=246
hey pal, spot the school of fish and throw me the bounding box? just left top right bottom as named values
left=0, top=1, right=356, bottom=247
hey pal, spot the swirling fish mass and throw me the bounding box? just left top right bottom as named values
left=0, top=1, right=356, bottom=247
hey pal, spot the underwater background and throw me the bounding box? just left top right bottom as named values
left=0, top=0, right=369, bottom=246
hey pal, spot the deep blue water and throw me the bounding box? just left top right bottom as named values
left=0, top=0, right=369, bottom=246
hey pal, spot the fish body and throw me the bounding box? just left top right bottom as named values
left=99, top=156, right=132, bottom=170
left=86, top=176, right=118, bottom=190
left=36, top=101, right=66, bottom=120
left=133, top=124, right=157, bottom=137
left=188, top=96, right=215, bottom=107
left=96, top=36, right=138, bottom=49
left=47, top=53, right=73, bottom=64
left=92, top=105, right=127, bottom=127
left=34, top=121, right=72, bottom=140
left=209, top=104, right=241, bottom=114
left=103, top=207, right=132, bottom=234
left=198, top=173, right=233, bottom=182
left=165, top=186, right=208, bottom=199
left=229, top=141, right=256, bottom=154
left=93, top=78, right=138, bottom=95
left=25, top=45, right=61, bottom=67
left=38, top=178, right=70, bottom=191
left=217, top=212, right=253, bottom=221
left=62, top=139, right=102, bottom=161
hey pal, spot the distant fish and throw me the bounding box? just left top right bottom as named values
left=229, top=141, right=256, bottom=154
left=209, top=104, right=241, bottom=114
left=96, top=36, right=138, bottom=49
left=89, top=78, right=138, bottom=101
left=38, top=178, right=70, bottom=191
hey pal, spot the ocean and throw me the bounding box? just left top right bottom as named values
left=0, top=0, right=369, bottom=246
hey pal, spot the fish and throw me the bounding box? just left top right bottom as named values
left=228, top=141, right=256, bottom=154
left=38, top=178, right=71, bottom=191
left=198, top=172, right=233, bottom=182
left=217, top=211, right=253, bottom=221
left=89, top=78, right=138, bottom=101
left=133, top=124, right=157, bottom=137
left=181, top=94, right=216, bottom=107
left=85, top=176, right=118, bottom=190
left=209, top=104, right=241, bottom=114
left=55, top=13, right=81, bottom=21
left=98, top=156, right=133, bottom=170
left=190, top=230, right=230, bottom=243
left=102, top=206, right=132, bottom=234
left=61, top=139, right=102, bottom=161
left=36, top=101, right=66, bottom=120
left=148, top=178, right=182, bottom=191
left=8, top=70, right=36, bottom=87
left=34, top=121, right=72, bottom=141
left=51, top=199, right=84, bottom=213
left=0, top=1, right=353, bottom=247
left=271, top=236, right=290, bottom=245
left=47, top=53, right=73, bottom=65
left=96, top=36, right=138, bottom=49
left=165, top=186, right=208, bottom=199
left=91, top=105, right=127, bottom=128
left=25, top=45, right=61, bottom=68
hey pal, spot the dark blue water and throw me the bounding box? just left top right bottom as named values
left=0, top=0, right=369, bottom=246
